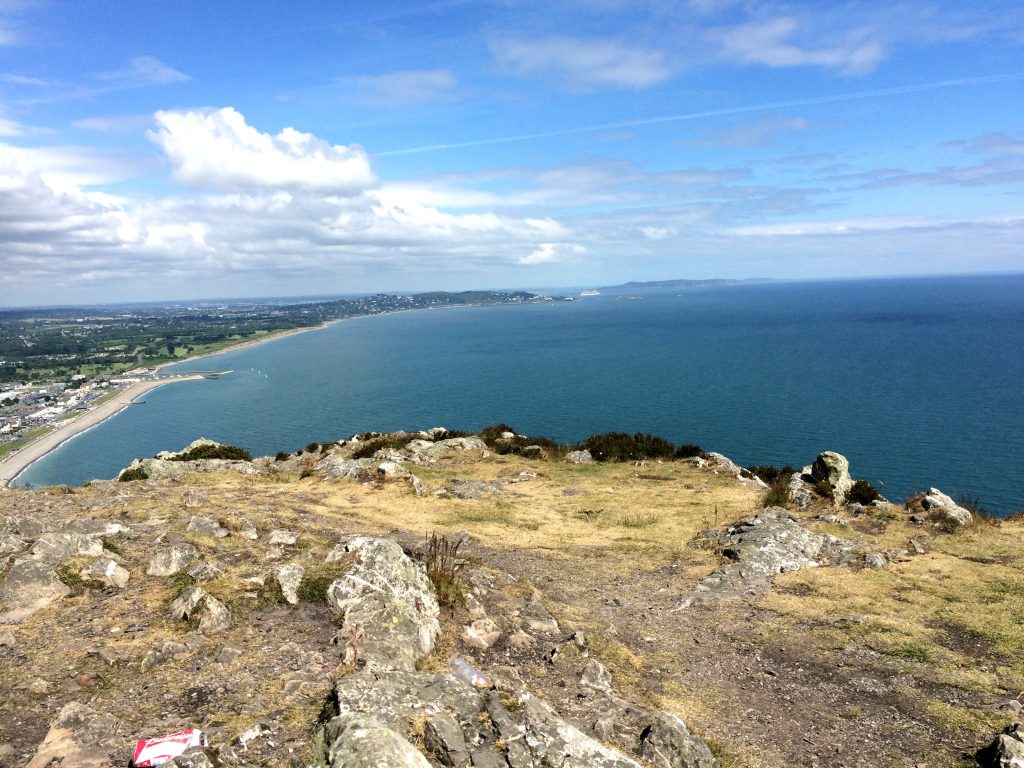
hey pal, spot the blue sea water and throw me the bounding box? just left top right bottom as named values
left=17, top=275, right=1024, bottom=515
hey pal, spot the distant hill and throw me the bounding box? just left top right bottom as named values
left=599, top=278, right=743, bottom=291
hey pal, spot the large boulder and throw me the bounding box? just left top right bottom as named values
left=921, top=488, right=973, bottom=529
left=316, top=455, right=374, bottom=481
left=810, top=451, right=853, bottom=507
left=0, top=556, right=70, bottom=624
left=326, top=536, right=440, bottom=670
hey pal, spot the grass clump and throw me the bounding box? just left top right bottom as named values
left=171, top=443, right=252, bottom=462
left=296, top=561, right=353, bottom=604
left=118, top=466, right=149, bottom=482
left=583, top=432, right=676, bottom=462
left=879, top=642, right=934, bottom=663
left=424, top=532, right=466, bottom=609
left=761, top=479, right=790, bottom=509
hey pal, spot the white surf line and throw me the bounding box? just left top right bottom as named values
left=376, top=72, right=1024, bottom=157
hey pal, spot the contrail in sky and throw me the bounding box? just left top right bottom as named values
left=376, top=73, right=1024, bottom=157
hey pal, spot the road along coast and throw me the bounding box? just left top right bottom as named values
left=0, top=375, right=205, bottom=488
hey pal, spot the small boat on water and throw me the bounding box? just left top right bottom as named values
left=580, top=290, right=600, bottom=296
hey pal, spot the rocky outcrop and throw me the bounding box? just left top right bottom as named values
left=810, top=451, right=853, bottom=507
left=920, top=488, right=973, bottom=528
left=25, top=702, right=125, bottom=768
left=326, top=536, right=440, bottom=670
left=639, top=712, right=719, bottom=768
left=677, top=507, right=863, bottom=608
left=978, top=721, right=1024, bottom=767
left=321, top=713, right=430, bottom=767
left=147, top=542, right=199, bottom=576
left=704, top=453, right=768, bottom=490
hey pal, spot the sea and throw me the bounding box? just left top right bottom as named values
left=16, top=275, right=1024, bottom=515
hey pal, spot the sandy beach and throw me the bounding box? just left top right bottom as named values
left=0, top=375, right=203, bottom=488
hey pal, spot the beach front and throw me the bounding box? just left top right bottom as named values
left=0, top=375, right=204, bottom=488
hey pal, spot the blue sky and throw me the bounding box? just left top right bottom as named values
left=0, top=0, right=1022, bottom=304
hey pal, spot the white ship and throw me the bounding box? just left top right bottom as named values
left=580, top=290, right=600, bottom=296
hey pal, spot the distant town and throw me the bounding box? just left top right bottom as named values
left=0, top=289, right=561, bottom=461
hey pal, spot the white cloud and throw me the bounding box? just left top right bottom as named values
left=345, top=69, right=458, bottom=105
left=716, top=17, right=885, bottom=75
left=490, top=36, right=673, bottom=90
left=149, top=107, right=377, bottom=194
left=517, top=242, right=586, bottom=265
left=99, top=56, right=190, bottom=87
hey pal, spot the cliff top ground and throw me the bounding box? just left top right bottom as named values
left=1, top=433, right=1021, bottom=767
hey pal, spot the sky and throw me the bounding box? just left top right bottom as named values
left=0, top=0, right=1022, bottom=305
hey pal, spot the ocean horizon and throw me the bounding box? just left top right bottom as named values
left=17, top=274, right=1024, bottom=515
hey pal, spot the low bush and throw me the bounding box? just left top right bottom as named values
left=118, top=466, right=149, bottom=482
left=812, top=480, right=834, bottom=500
left=747, top=464, right=796, bottom=485
left=674, top=443, right=706, bottom=459
left=848, top=479, right=882, bottom=505
left=351, top=434, right=411, bottom=459
left=582, top=432, right=677, bottom=462
left=171, top=444, right=252, bottom=462
left=275, top=451, right=290, bottom=461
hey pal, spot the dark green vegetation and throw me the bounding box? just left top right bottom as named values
left=849, top=479, right=883, bottom=505
left=117, top=466, right=149, bottom=482
left=0, top=290, right=554, bottom=382
left=170, top=444, right=252, bottom=462
left=477, top=424, right=708, bottom=462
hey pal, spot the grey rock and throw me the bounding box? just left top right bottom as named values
left=863, top=552, right=887, bottom=569
left=322, top=713, right=430, bottom=768
left=409, top=475, right=428, bottom=497
left=580, top=658, right=613, bottom=693
left=326, top=536, right=440, bottom=670
left=167, top=746, right=220, bottom=767
left=521, top=595, right=560, bottom=634
left=787, top=471, right=813, bottom=511
left=187, top=560, right=225, bottom=582
left=316, top=455, right=374, bottom=481
left=447, top=479, right=502, bottom=499
left=269, top=529, right=298, bottom=546
left=519, top=692, right=643, bottom=768
left=978, top=721, right=1024, bottom=768
left=639, top=712, right=719, bottom=768
left=565, top=449, right=595, bottom=464
left=461, top=618, right=501, bottom=650
left=79, top=558, right=130, bottom=588
left=187, top=515, right=229, bottom=538
left=199, top=595, right=231, bottom=632
left=217, top=643, right=243, bottom=664
left=377, top=461, right=408, bottom=478
left=147, top=543, right=199, bottom=576
left=423, top=712, right=471, bottom=767
left=0, top=555, right=70, bottom=623
left=0, top=533, right=26, bottom=558
left=275, top=563, right=305, bottom=605
left=705, top=453, right=768, bottom=489
left=30, top=532, right=103, bottom=562
left=25, top=702, right=125, bottom=768
left=922, top=487, right=973, bottom=528
left=169, top=586, right=208, bottom=621
left=238, top=519, right=259, bottom=540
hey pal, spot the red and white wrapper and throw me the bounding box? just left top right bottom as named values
left=131, top=729, right=207, bottom=767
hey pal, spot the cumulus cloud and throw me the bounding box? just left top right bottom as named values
left=490, top=36, right=673, bottom=90
left=517, top=242, right=586, bottom=265
left=716, top=17, right=885, bottom=75
left=345, top=69, right=458, bottom=105
left=149, top=107, right=377, bottom=193
left=99, top=56, right=190, bottom=87
left=0, top=108, right=590, bottom=302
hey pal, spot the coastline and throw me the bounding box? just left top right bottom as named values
left=0, top=299, right=536, bottom=488
left=0, top=375, right=203, bottom=488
